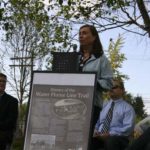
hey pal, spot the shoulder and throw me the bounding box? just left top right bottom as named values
left=102, top=100, right=111, bottom=108
left=91, top=54, right=108, bottom=61
left=120, top=100, right=134, bottom=112
left=99, top=54, right=110, bottom=66
left=4, top=93, right=18, bottom=103
left=99, top=54, right=108, bottom=60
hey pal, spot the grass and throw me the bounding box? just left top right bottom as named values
left=12, top=136, right=24, bottom=150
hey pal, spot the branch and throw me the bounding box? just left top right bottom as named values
left=119, top=3, right=145, bottom=30
left=136, top=0, right=150, bottom=36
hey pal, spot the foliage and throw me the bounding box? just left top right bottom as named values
left=0, top=0, right=74, bottom=50
left=0, top=0, right=49, bottom=104
left=133, top=96, right=147, bottom=119
left=0, top=0, right=74, bottom=105
left=56, top=0, right=150, bottom=37
left=0, top=0, right=148, bottom=134
left=103, top=34, right=127, bottom=100
left=1, top=0, right=149, bottom=47
left=125, top=93, right=147, bottom=121
left=107, top=36, right=147, bottom=120
left=18, top=102, right=28, bottom=134
left=107, top=35, right=128, bottom=80
left=12, top=135, right=24, bottom=150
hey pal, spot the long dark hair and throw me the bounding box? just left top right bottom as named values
left=79, top=24, right=104, bottom=58
left=0, top=73, right=7, bottom=79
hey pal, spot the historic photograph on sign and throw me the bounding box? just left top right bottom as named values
left=23, top=72, right=96, bottom=150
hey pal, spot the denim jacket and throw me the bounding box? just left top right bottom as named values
left=81, top=54, right=113, bottom=108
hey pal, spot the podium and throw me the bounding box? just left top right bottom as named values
left=23, top=52, right=96, bottom=150
left=52, top=52, right=79, bottom=72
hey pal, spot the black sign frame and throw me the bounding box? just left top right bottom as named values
left=23, top=71, right=96, bottom=150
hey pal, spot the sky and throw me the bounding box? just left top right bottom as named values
left=2, top=25, right=150, bottom=115
left=99, top=28, right=150, bottom=114
left=43, top=0, right=150, bottom=114
left=69, top=24, right=150, bottom=115
left=1, top=0, right=150, bottom=115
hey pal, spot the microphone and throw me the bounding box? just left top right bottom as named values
left=73, top=44, right=77, bottom=52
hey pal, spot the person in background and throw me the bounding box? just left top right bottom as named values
left=91, top=78, right=135, bottom=150
left=79, top=24, right=113, bottom=131
left=0, top=73, right=18, bottom=150
left=126, top=127, right=150, bottom=150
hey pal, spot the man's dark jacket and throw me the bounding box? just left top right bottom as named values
left=0, top=92, right=18, bottom=144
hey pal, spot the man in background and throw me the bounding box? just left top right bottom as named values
left=91, top=78, right=135, bottom=150
left=0, top=73, right=18, bottom=150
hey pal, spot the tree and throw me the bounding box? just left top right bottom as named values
left=107, top=35, right=128, bottom=79
left=0, top=0, right=74, bottom=105
left=1, top=0, right=147, bottom=124
left=2, top=1, right=150, bottom=39
left=0, top=1, right=77, bottom=143
left=1, top=0, right=49, bottom=105
left=105, top=36, right=147, bottom=120
left=56, top=0, right=150, bottom=37
left=134, top=96, right=147, bottom=119
left=124, top=93, right=147, bottom=122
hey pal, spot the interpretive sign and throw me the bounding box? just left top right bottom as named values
left=23, top=72, right=96, bottom=150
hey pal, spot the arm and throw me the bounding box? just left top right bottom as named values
left=0, top=97, right=18, bottom=130
left=97, top=55, right=113, bottom=91
left=110, top=106, right=135, bottom=136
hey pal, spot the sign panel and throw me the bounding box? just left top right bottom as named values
left=23, top=72, right=96, bottom=150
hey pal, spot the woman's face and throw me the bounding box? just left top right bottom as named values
left=79, top=27, right=96, bottom=46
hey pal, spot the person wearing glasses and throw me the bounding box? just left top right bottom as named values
left=0, top=73, right=18, bottom=150
left=91, top=78, right=135, bottom=150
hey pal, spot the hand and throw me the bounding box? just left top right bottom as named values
left=100, top=133, right=110, bottom=140
left=93, top=130, right=110, bottom=140
left=93, top=129, right=100, bottom=137
left=134, top=130, right=142, bottom=139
